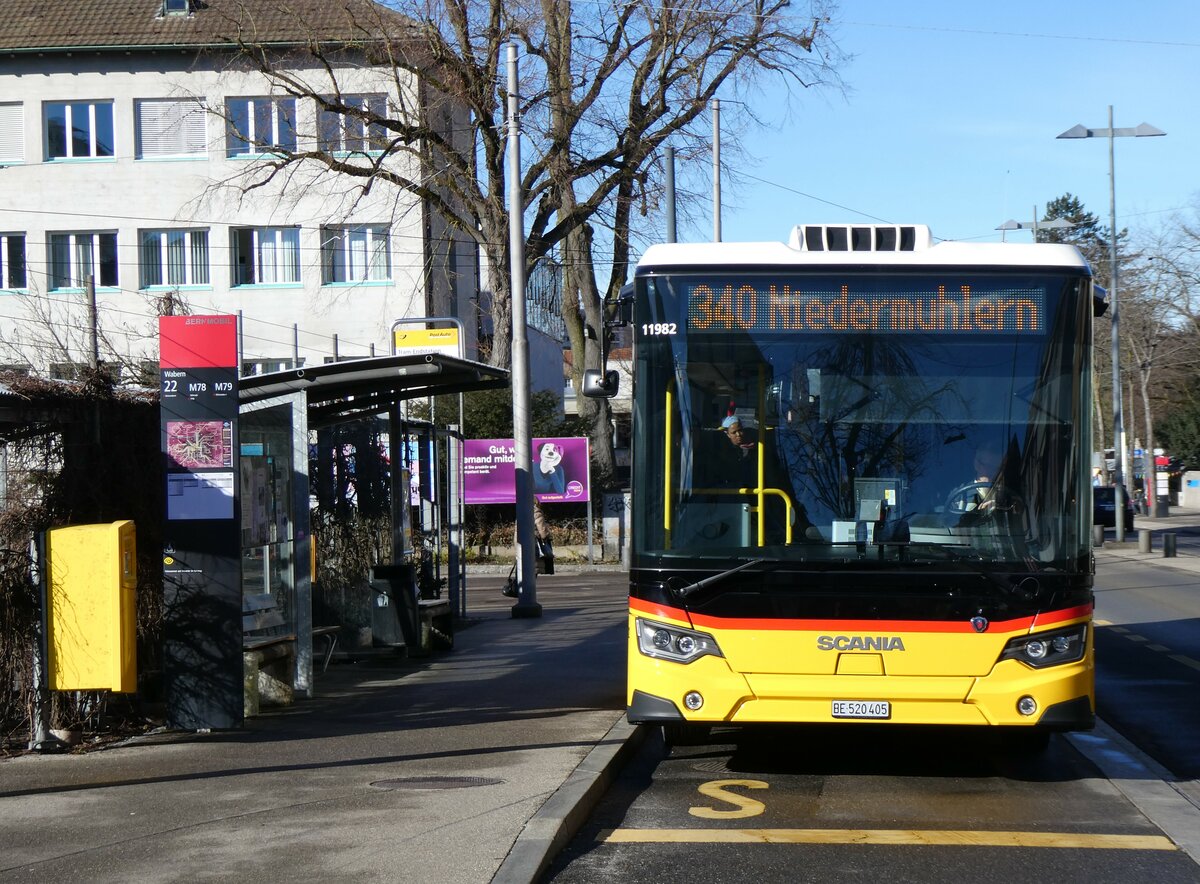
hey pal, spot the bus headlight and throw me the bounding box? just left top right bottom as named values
left=1000, top=624, right=1087, bottom=669
left=637, top=618, right=723, bottom=664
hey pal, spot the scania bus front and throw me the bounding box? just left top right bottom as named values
left=612, top=225, right=1098, bottom=748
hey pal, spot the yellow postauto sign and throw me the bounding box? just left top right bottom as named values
left=393, top=327, right=461, bottom=357
left=688, top=283, right=1044, bottom=334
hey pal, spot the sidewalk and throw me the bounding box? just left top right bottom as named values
left=1094, top=504, right=1200, bottom=574
left=0, top=569, right=638, bottom=884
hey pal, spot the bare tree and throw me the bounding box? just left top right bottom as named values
left=1043, top=193, right=1137, bottom=468
left=199, top=0, right=844, bottom=479
left=1117, top=216, right=1200, bottom=493
left=0, top=277, right=186, bottom=386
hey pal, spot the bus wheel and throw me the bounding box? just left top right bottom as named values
left=1000, top=728, right=1051, bottom=756
left=662, top=723, right=711, bottom=748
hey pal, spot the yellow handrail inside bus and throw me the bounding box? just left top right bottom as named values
left=747, top=487, right=795, bottom=545
left=664, top=381, right=674, bottom=548
left=757, top=365, right=767, bottom=544
left=692, top=485, right=795, bottom=546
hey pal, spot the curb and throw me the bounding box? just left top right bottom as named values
left=1067, top=718, right=1200, bottom=864
left=491, top=716, right=647, bottom=883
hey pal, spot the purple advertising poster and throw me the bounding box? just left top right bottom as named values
left=463, top=437, right=590, bottom=504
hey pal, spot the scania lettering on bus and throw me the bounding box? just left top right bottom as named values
left=817, top=635, right=906, bottom=652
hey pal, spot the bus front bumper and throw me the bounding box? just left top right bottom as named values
left=627, top=656, right=1094, bottom=730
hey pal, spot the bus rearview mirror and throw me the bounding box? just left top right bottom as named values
left=582, top=368, right=620, bottom=399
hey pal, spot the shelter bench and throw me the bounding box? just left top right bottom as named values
left=243, top=592, right=296, bottom=717
left=415, top=598, right=454, bottom=655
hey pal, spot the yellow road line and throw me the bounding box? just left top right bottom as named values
left=599, top=828, right=1177, bottom=850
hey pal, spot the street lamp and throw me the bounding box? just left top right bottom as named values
left=995, top=212, right=1075, bottom=242
left=1057, top=106, right=1166, bottom=541
left=507, top=42, right=540, bottom=617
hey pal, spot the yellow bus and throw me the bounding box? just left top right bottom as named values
left=586, top=224, right=1099, bottom=752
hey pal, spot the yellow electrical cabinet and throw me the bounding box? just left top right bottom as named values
left=47, top=520, right=138, bottom=692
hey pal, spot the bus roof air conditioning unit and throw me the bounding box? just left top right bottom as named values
left=788, top=224, right=932, bottom=253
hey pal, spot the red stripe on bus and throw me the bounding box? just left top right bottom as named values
left=1031, top=604, right=1094, bottom=628
left=630, top=596, right=1092, bottom=634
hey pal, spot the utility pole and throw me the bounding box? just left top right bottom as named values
left=507, top=42, right=540, bottom=618
left=712, top=99, right=721, bottom=242
left=665, top=146, right=676, bottom=243
left=86, top=274, right=99, bottom=370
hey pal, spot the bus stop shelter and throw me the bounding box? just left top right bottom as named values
left=238, top=352, right=509, bottom=698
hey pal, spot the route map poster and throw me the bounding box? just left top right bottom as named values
left=159, top=314, right=242, bottom=730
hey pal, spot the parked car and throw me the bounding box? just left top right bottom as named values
left=1093, top=485, right=1135, bottom=530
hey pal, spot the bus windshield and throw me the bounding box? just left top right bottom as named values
left=631, top=270, right=1093, bottom=571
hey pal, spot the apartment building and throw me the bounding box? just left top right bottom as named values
left=0, top=0, right=480, bottom=381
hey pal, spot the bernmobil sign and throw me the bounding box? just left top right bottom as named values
left=463, top=437, right=590, bottom=504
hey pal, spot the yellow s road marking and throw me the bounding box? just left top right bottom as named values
left=690, top=779, right=769, bottom=819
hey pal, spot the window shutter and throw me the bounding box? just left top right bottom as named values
left=0, top=103, right=24, bottom=163
left=179, top=101, right=206, bottom=154
left=137, top=99, right=206, bottom=157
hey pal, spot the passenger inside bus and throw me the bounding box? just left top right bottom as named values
left=720, top=415, right=760, bottom=487
left=721, top=414, right=758, bottom=455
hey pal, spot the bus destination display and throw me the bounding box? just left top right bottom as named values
left=686, top=282, right=1045, bottom=335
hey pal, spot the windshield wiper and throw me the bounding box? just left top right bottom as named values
left=671, top=558, right=776, bottom=599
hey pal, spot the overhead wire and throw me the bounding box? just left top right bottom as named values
left=5, top=262, right=393, bottom=357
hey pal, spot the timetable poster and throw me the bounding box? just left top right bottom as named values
left=159, top=315, right=242, bottom=730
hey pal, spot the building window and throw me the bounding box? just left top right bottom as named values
left=321, top=226, right=390, bottom=283
left=49, top=232, right=118, bottom=289
left=0, top=103, right=23, bottom=164
left=161, top=0, right=192, bottom=15
left=0, top=234, right=26, bottom=289
left=318, top=95, right=388, bottom=154
left=226, top=98, right=297, bottom=156
left=242, top=357, right=304, bottom=375
left=140, top=229, right=209, bottom=287
left=136, top=99, right=206, bottom=158
left=232, top=227, right=301, bottom=285
left=44, top=101, right=114, bottom=159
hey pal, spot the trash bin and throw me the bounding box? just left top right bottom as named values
left=370, top=563, right=420, bottom=649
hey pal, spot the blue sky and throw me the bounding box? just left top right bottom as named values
left=688, top=2, right=1199, bottom=247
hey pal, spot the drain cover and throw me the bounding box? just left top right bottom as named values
left=370, top=776, right=503, bottom=791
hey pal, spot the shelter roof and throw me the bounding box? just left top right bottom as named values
left=238, top=353, right=510, bottom=428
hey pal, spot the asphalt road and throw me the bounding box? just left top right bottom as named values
left=546, top=725, right=1199, bottom=883
left=1093, top=556, right=1200, bottom=779
left=545, top=550, right=1200, bottom=882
